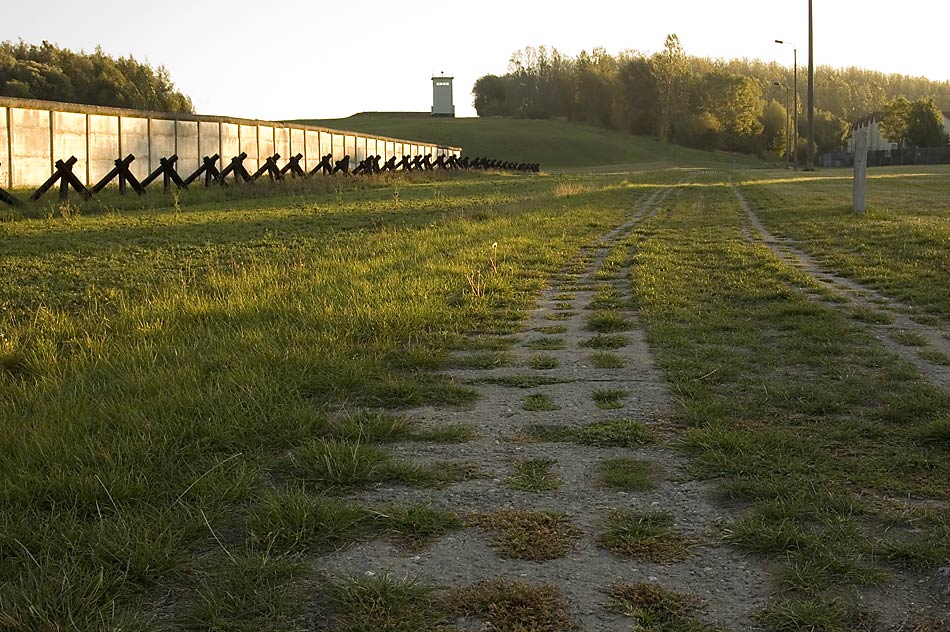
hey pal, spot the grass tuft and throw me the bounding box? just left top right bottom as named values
left=586, top=311, right=632, bottom=333
left=526, top=337, right=565, bottom=351
left=605, top=582, right=716, bottom=632
left=598, top=510, right=691, bottom=563
left=507, top=459, right=561, bottom=491
left=591, top=352, right=626, bottom=368
left=598, top=458, right=658, bottom=491
left=524, top=419, right=654, bottom=448
left=448, top=578, right=576, bottom=632
left=470, top=509, right=581, bottom=560
left=324, top=574, right=443, bottom=631
left=529, top=354, right=560, bottom=370
left=593, top=388, right=629, bottom=410
left=522, top=393, right=559, bottom=412
left=579, top=334, right=629, bottom=350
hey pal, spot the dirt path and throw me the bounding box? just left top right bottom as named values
left=317, top=185, right=773, bottom=630
left=732, top=184, right=950, bottom=392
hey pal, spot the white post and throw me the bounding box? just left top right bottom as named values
left=853, top=127, right=868, bottom=213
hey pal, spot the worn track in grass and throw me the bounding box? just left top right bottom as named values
left=317, top=183, right=774, bottom=630
left=733, top=183, right=950, bottom=392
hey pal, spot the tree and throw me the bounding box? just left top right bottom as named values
left=652, top=34, right=690, bottom=140
left=813, top=110, right=848, bottom=154
left=906, top=98, right=948, bottom=147
left=880, top=96, right=912, bottom=150
left=690, top=71, right=763, bottom=152
left=760, top=99, right=788, bottom=156
left=617, top=55, right=659, bottom=135
left=473, top=74, right=510, bottom=116
left=0, top=40, right=193, bottom=112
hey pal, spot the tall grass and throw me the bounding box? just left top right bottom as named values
left=0, top=171, right=642, bottom=627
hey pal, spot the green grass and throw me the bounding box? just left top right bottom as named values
left=525, top=419, right=654, bottom=448
left=891, top=330, right=928, bottom=347
left=598, top=511, right=691, bottom=563
left=470, top=374, right=569, bottom=389
left=324, top=574, right=444, bottom=631
left=535, top=325, right=567, bottom=334
left=181, top=554, right=307, bottom=631
left=598, top=458, right=657, bottom=491
left=525, top=336, right=565, bottom=350
left=529, top=354, right=560, bottom=369
left=292, top=113, right=762, bottom=169
left=920, top=350, right=950, bottom=366
left=522, top=392, right=559, bottom=412
left=740, top=166, right=950, bottom=321
left=0, top=171, right=649, bottom=628
left=586, top=310, right=632, bottom=333
left=591, top=352, right=626, bottom=368
left=579, top=333, right=629, bottom=349
left=450, top=350, right=514, bottom=369
left=593, top=388, right=629, bottom=410
left=629, top=172, right=950, bottom=607
left=507, top=459, right=561, bottom=491
left=470, top=509, right=581, bottom=560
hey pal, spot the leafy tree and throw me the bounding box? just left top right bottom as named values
left=906, top=98, right=948, bottom=147
left=880, top=96, right=912, bottom=149
left=760, top=99, right=788, bottom=155
left=0, top=40, right=193, bottom=113
left=813, top=110, right=849, bottom=153
left=616, top=55, right=658, bottom=135
left=473, top=74, right=509, bottom=116
left=652, top=34, right=690, bottom=140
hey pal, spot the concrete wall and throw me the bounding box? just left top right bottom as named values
left=1, top=107, right=9, bottom=187
left=0, top=96, right=462, bottom=188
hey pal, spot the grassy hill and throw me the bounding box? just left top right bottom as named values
left=291, top=113, right=764, bottom=170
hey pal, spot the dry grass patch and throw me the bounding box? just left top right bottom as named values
left=449, top=578, right=577, bottom=631
left=605, top=583, right=720, bottom=632
left=470, top=509, right=581, bottom=560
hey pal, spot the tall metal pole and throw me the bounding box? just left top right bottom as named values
left=806, top=0, right=815, bottom=170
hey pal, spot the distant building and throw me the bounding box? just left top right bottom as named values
left=848, top=110, right=950, bottom=152
left=432, top=75, right=455, bottom=117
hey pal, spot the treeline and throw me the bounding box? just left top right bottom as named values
left=473, top=37, right=950, bottom=156
left=0, top=40, right=193, bottom=113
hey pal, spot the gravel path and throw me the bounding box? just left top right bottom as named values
left=316, top=185, right=774, bottom=630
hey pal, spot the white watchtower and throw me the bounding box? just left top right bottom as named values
left=431, top=75, right=455, bottom=117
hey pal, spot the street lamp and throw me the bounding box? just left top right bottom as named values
left=773, top=82, right=791, bottom=169
left=807, top=0, right=815, bottom=170
left=774, top=40, right=799, bottom=170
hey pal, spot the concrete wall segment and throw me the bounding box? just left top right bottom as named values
left=0, top=107, right=9, bottom=188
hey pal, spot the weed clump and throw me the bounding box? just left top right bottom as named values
left=470, top=509, right=581, bottom=560
left=598, top=510, right=691, bottom=563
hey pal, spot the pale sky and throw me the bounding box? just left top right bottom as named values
left=3, top=1, right=946, bottom=121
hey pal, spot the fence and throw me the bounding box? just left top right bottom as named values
left=821, top=147, right=950, bottom=168
left=0, top=96, right=462, bottom=190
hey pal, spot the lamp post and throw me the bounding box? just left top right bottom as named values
left=775, top=40, right=799, bottom=170
left=773, top=82, right=791, bottom=169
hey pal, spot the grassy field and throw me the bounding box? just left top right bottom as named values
left=294, top=112, right=764, bottom=170
left=740, top=166, right=950, bottom=322
left=627, top=173, right=949, bottom=625
left=1, top=142, right=949, bottom=629
left=0, top=169, right=646, bottom=629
